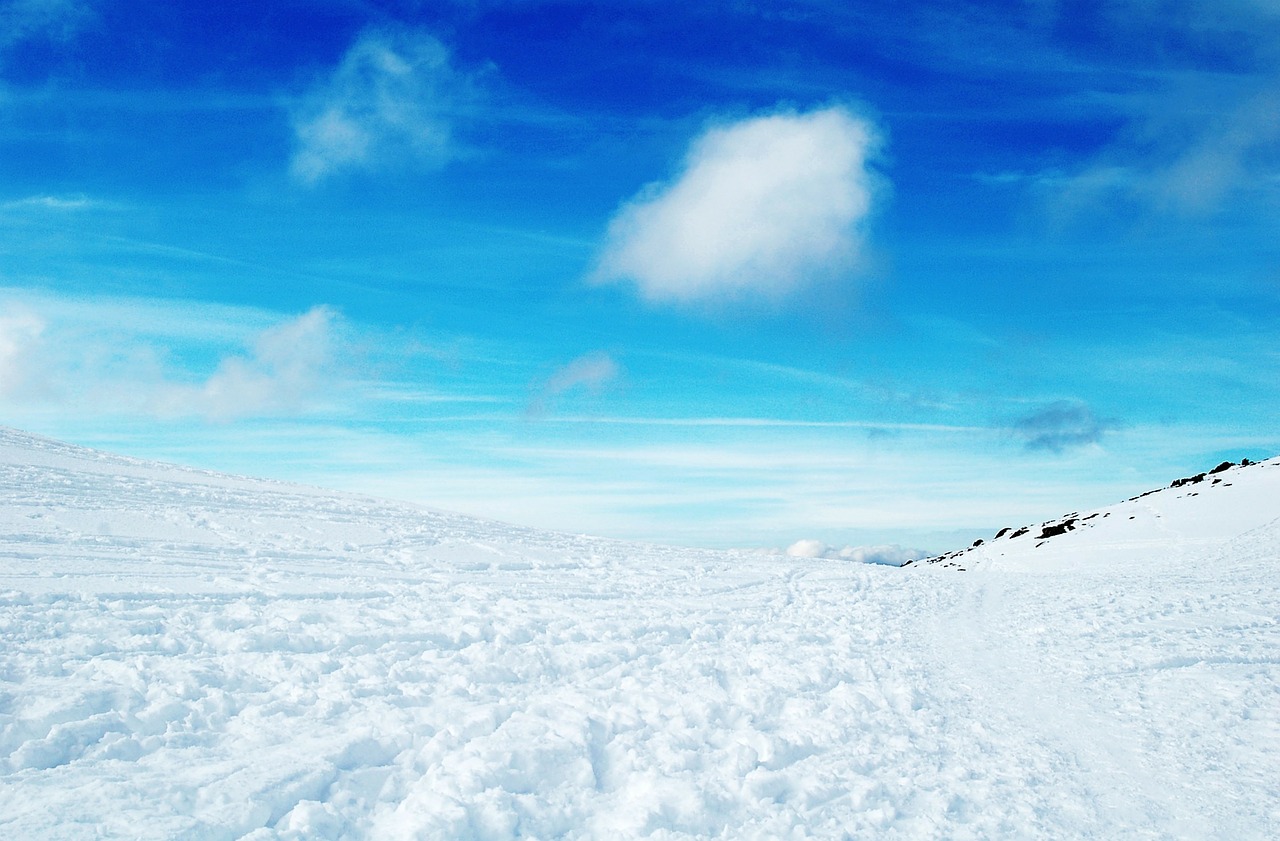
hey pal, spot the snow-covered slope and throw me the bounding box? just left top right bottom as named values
left=916, top=457, right=1280, bottom=572
left=2, top=428, right=1278, bottom=839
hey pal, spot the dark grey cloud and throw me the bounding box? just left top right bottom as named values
left=1014, top=401, right=1117, bottom=453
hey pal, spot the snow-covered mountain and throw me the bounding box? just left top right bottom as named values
left=916, top=456, right=1280, bottom=572
left=2, top=428, right=1278, bottom=839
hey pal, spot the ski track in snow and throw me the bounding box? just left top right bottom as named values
left=1, top=428, right=1278, bottom=839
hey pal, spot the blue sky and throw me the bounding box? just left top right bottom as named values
left=2, top=0, right=1278, bottom=551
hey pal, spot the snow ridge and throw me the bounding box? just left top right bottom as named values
left=912, top=456, right=1280, bottom=572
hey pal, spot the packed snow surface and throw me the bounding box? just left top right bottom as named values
left=1, top=428, right=1278, bottom=839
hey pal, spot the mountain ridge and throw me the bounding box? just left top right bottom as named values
left=911, top=456, right=1280, bottom=572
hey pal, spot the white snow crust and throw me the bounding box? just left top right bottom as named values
left=2, top=427, right=1278, bottom=839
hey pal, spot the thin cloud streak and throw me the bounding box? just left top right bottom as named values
left=525, top=416, right=986, bottom=432
left=377, top=413, right=989, bottom=433
left=0, top=194, right=111, bottom=212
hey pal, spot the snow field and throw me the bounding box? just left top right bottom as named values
left=2, top=428, right=1279, bottom=838
left=3, top=564, right=1008, bottom=838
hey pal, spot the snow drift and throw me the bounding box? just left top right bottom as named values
left=2, top=428, right=1278, bottom=839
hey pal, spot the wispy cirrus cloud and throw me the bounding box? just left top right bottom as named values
left=0, top=194, right=116, bottom=213
left=1018, top=1, right=1280, bottom=217
left=289, top=27, right=474, bottom=184
left=592, top=105, right=885, bottom=306
left=1039, top=87, right=1280, bottom=217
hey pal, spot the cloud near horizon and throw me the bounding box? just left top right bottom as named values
left=593, top=106, right=884, bottom=305
left=0, top=309, right=45, bottom=398
left=290, top=28, right=468, bottom=184
left=784, top=539, right=926, bottom=566
left=0, top=297, right=344, bottom=423
left=155, top=307, right=340, bottom=421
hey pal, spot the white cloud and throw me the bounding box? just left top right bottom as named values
left=785, top=539, right=926, bottom=566
left=593, top=106, right=884, bottom=305
left=0, top=309, right=44, bottom=397
left=839, top=544, right=929, bottom=566
left=155, top=307, right=339, bottom=421
left=290, top=28, right=468, bottom=184
left=784, top=538, right=829, bottom=558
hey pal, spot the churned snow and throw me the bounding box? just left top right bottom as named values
left=1, top=427, right=1278, bottom=839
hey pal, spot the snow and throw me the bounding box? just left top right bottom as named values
left=918, top=457, right=1280, bottom=572
left=2, top=427, right=1278, bottom=839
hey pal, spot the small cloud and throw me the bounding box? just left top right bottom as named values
left=785, top=539, right=925, bottom=566
left=290, top=28, right=471, bottom=184
left=0, top=308, right=45, bottom=398
left=545, top=352, right=619, bottom=396
left=592, top=105, right=885, bottom=305
left=529, top=352, right=620, bottom=417
left=784, top=538, right=829, bottom=558
left=1013, top=400, right=1117, bottom=453
left=155, top=307, right=340, bottom=421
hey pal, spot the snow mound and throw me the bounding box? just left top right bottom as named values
left=913, top=457, right=1280, bottom=572
left=3, top=428, right=1279, bottom=839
